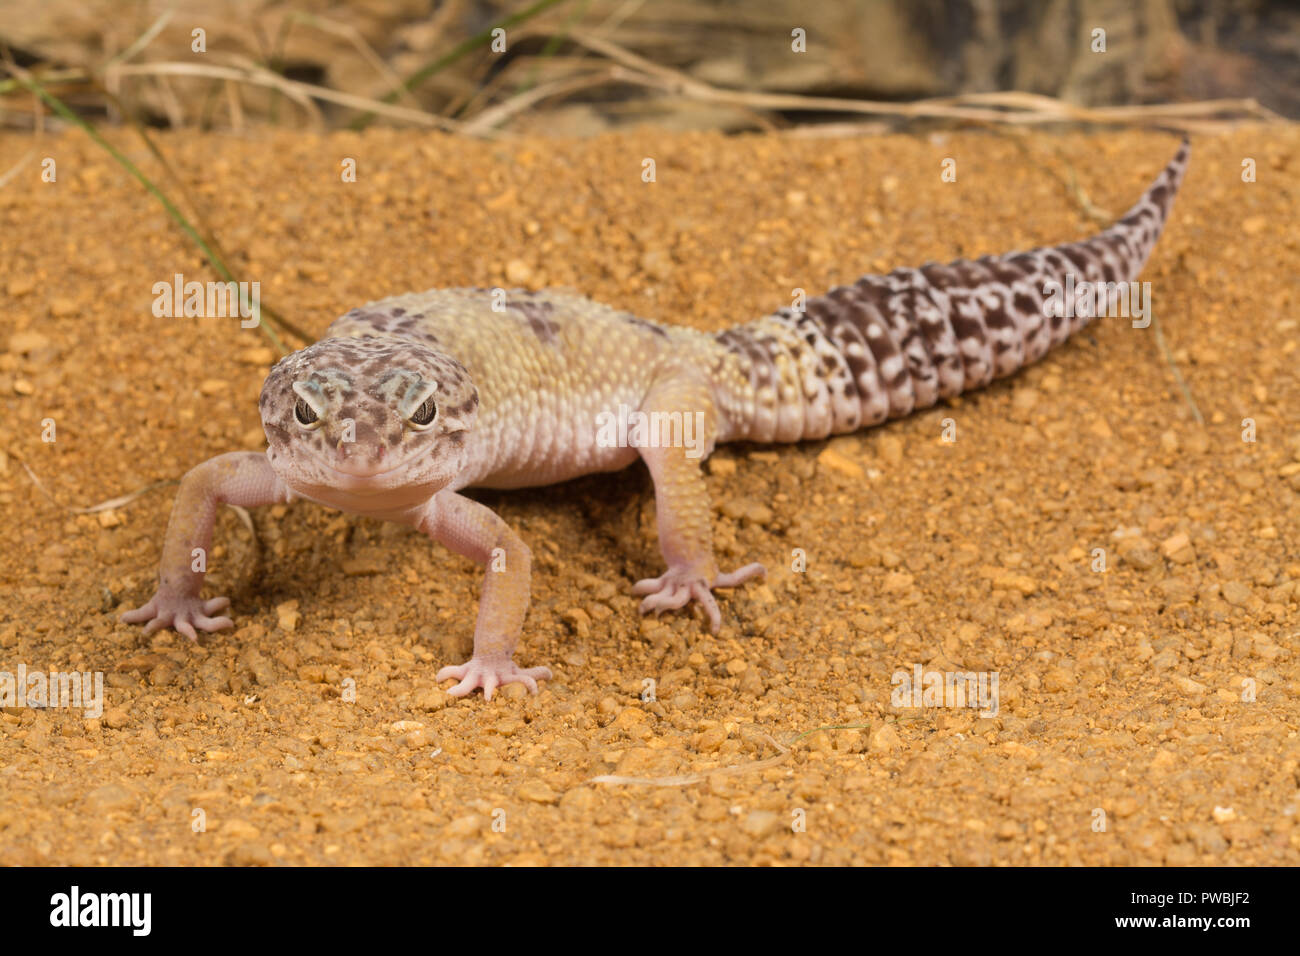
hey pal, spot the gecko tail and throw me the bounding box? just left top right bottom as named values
left=714, top=138, right=1191, bottom=445
left=1098, top=136, right=1191, bottom=278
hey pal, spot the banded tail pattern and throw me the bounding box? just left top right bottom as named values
left=714, top=139, right=1190, bottom=444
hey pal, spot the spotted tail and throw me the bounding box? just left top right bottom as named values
left=714, top=138, right=1190, bottom=444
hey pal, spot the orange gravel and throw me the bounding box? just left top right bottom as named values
left=0, top=126, right=1296, bottom=865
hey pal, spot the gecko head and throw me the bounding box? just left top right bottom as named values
left=259, top=337, right=478, bottom=508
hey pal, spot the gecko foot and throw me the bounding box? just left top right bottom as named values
left=436, top=657, right=553, bottom=700
left=121, top=594, right=233, bottom=641
left=633, top=562, right=765, bottom=634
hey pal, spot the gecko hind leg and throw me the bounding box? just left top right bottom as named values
left=634, top=562, right=765, bottom=633
left=634, top=374, right=766, bottom=634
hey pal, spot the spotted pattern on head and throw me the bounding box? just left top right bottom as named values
left=329, top=306, right=441, bottom=348
left=259, top=335, right=479, bottom=496
left=715, top=139, right=1190, bottom=443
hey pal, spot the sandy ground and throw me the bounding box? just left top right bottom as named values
left=0, top=125, right=1297, bottom=866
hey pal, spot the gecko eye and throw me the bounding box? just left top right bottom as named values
left=408, top=396, right=438, bottom=429
left=294, top=397, right=320, bottom=427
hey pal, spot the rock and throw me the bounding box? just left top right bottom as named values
left=276, top=600, right=301, bottom=632
left=741, top=810, right=782, bottom=839
left=1011, top=387, right=1039, bottom=413
left=225, top=842, right=273, bottom=866
left=413, top=687, right=448, bottom=711
left=1042, top=668, right=1073, bottom=692
left=516, top=780, right=558, bottom=804
left=1156, top=577, right=1196, bottom=604
left=85, top=783, right=134, bottom=812
left=878, top=435, right=903, bottom=465
left=149, top=660, right=180, bottom=686
left=504, top=259, right=533, bottom=284
left=1113, top=796, right=1139, bottom=818
left=639, top=248, right=673, bottom=280
left=717, top=496, right=772, bottom=525
left=1241, top=215, right=1267, bottom=235
left=1160, top=531, right=1195, bottom=563
left=1171, top=675, right=1206, bottom=696
left=7, top=331, right=49, bottom=354
left=1221, top=581, right=1253, bottom=606
left=992, top=571, right=1038, bottom=596
left=441, top=814, right=483, bottom=838
left=223, top=819, right=261, bottom=840
left=560, top=607, right=591, bottom=638
left=817, top=446, right=864, bottom=479
left=1123, top=546, right=1159, bottom=569
left=695, top=725, right=727, bottom=752
left=707, top=456, right=737, bottom=477
left=883, top=571, right=914, bottom=593
left=870, top=723, right=902, bottom=752
left=1150, top=749, right=1178, bottom=771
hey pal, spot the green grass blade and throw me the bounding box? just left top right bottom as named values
left=349, top=0, right=569, bottom=131
left=13, top=72, right=291, bottom=354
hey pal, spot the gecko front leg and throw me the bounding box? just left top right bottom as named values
left=633, top=374, right=765, bottom=633
left=122, top=451, right=289, bottom=639
left=423, top=490, right=552, bottom=699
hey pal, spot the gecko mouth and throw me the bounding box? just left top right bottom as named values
left=315, top=456, right=427, bottom=491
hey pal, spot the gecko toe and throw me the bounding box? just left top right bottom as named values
left=194, top=614, right=234, bottom=631
left=639, top=585, right=691, bottom=616
left=690, top=582, right=723, bottom=633
left=635, top=562, right=762, bottom=632
left=120, top=602, right=155, bottom=625
left=632, top=574, right=667, bottom=596
left=715, top=562, right=766, bottom=588
left=439, top=657, right=552, bottom=698
left=436, top=664, right=469, bottom=684
left=123, top=593, right=236, bottom=640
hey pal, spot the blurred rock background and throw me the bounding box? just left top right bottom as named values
left=0, top=0, right=1294, bottom=132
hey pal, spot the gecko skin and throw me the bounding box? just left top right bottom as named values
left=124, top=140, right=1190, bottom=698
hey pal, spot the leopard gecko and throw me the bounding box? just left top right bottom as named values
left=123, top=139, right=1190, bottom=698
